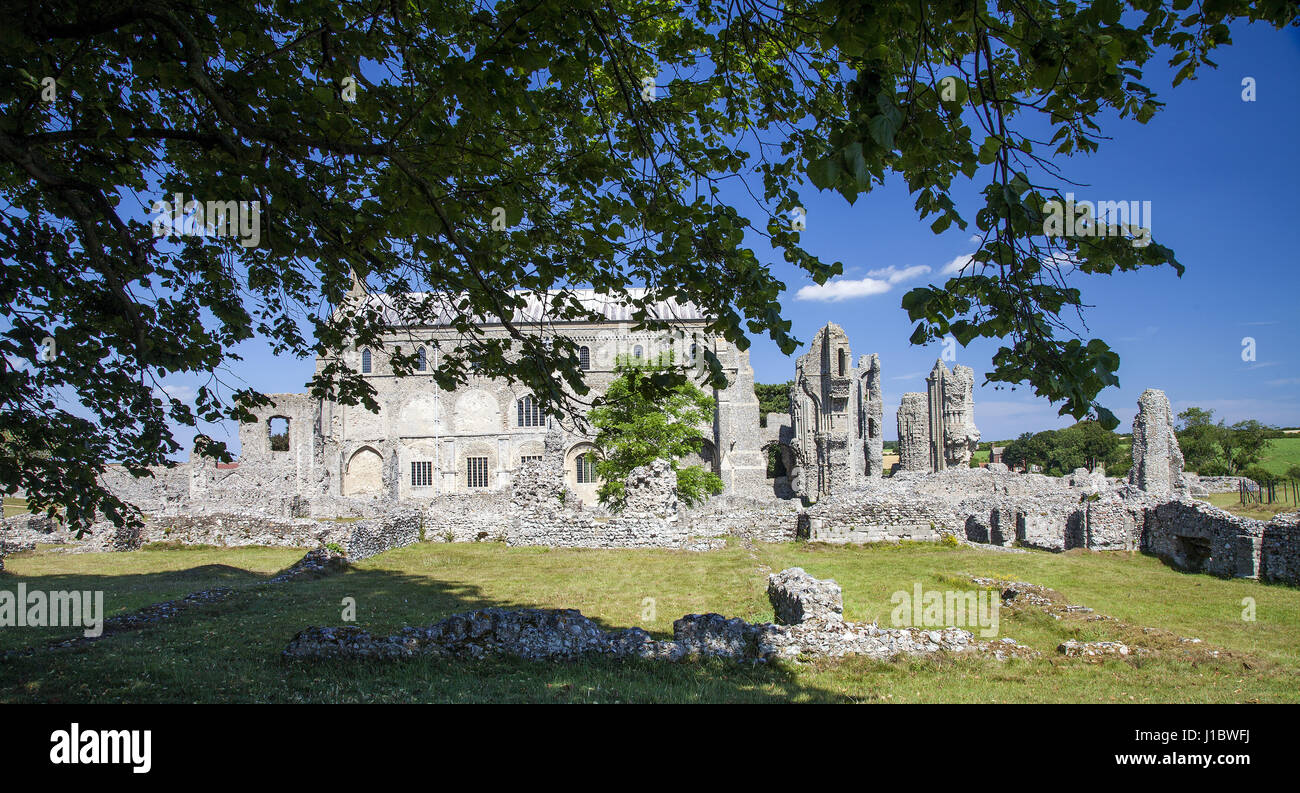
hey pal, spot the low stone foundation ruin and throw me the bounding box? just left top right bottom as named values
left=282, top=567, right=1025, bottom=664
left=5, top=387, right=1298, bottom=588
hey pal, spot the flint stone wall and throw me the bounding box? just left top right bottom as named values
left=90, top=509, right=420, bottom=561
left=1140, top=499, right=1300, bottom=583
left=421, top=457, right=798, bottom=550
left=767, top=567, right=842, bottom=624
left=283, top=568, right=985, bottom=665
left=1194, top=476, right=1258, bottom=494
left=137, top=514, right=351, bottom=550
left=342, top=509, right=423, bottom=560
left=1260, top=512, right=1300, bottom=585
left=0, top=513, right=141, bottom=554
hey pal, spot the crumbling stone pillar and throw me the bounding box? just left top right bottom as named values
left=927, top=360, right=980, bottom=469
left=860, top=353, right=884, bottom=477
left=897, top=393, right=930, bottom=471
left=898, top=362, right=980, bottom=472
left=1127, top=388, right=1185, bottom=498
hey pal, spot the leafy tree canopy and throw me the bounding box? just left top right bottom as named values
left=753, top=381, right=793, bottom=427
left=2, top=1, right=1294, bottom=529
left=1176, top=407, right=1271, bottom=475
left=1000, top=420, right=1127, bottom=476
left=588, top=354, right=724, bottom=510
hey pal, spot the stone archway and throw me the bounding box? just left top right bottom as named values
left=760, top=441, right=801, bottom=499
left=682, top=439, right=719, bottom=475
left=343, top=446, right=384, bottom=496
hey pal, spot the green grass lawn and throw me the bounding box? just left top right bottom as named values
left=1, top=540, right=1296, bottom=703
left=1200, top=492, right=1298, bottom=520
left=1259, top=436, right=1300, bottom=477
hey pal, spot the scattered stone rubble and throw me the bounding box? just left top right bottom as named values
left=2, top=587, right=237, bottom=658
left=969, top=576, right=1238, bottom=663
left=1057, top=639, right=1131, bottom=660
left=268, top=547, right=351, bottom=583
left=283, top=567, right=1036, bottom=664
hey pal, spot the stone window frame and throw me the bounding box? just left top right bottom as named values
left=575, top=453, right=597, bottom=484
left=516, top=394, right=544, bottom=427
left=416, top=346, right=427, bottom=372
left=520, top=454, right=543, bottom=466
left=466, top=456, right=489, bottom=489
left=267, top=415, right=291, bottom=452
left=361, top=347, right=372, bottom=374
left=410, top=460, right=434, bottom=488
left=632, top=344, right=644, bottom=360
left=579, top=345, right=591, bottom=370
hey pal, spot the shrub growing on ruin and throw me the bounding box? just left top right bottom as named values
left=588, top=355, right=724, bottom=512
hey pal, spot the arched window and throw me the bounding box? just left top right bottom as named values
left=517, top=394, right=544, bottom=427
left=576, top=453, right=597, bottom=484
left=633, top=344, right=644, bottom=360
left=361, top=348, right=372, bottom=374
left=579, top=346, right=590, bottom=371
left=837, top=348, right=845, bottom=376
left=416, top=347, right=427, bottom=371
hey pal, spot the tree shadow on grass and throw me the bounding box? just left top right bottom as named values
left=0, top=554, right=855, bottom=703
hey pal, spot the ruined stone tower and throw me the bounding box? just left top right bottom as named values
left=897, top=359, right=980, bottom=472
left=787, top=323, right=884, bottom=498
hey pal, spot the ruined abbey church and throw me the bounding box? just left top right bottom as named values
left=21, top=288, right=1293, bottom=588
left=119, top=289, right=973, bottom=517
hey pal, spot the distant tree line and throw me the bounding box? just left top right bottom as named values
left=1001, top=421, right=1130, bottom=477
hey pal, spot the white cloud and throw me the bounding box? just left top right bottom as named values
left=939, top=254, right=974, bottom=276
left=795, top=277, right=892, bottom=302
left=868, top=264, right=931, bottom=284
left=795, top=265, right=930, bottom=303
left=157, top=384, right=197, bottom=402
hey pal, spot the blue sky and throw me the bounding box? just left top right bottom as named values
left=740, top=20, right=1300, bottom=442
left=164, top=20, right=1299, bottom=454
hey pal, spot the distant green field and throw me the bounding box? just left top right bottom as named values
left=1258, top=437, right=1300, bottom=477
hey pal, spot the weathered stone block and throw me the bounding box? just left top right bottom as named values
left=766, top=567, right=843, bottom=624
